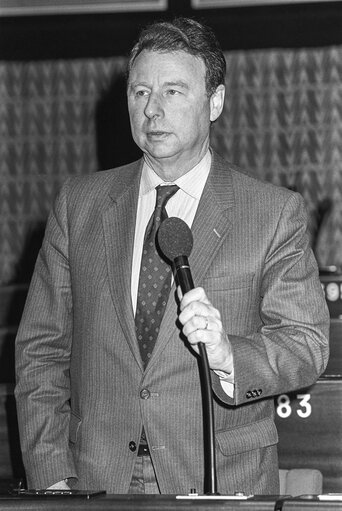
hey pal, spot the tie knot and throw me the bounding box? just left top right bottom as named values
left=146, top=184, right=179, bottom=239
left=156, top=184, right=179, bottom=209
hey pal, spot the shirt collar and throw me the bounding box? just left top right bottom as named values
left=139, top=150, right=212, bottom=200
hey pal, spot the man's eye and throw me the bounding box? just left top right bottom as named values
left=167, top=89, right=180, bottom=96
left=136, top=90, right=148, bottom=97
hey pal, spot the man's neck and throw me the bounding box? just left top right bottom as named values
left=143, top=146, right=210, bottom=182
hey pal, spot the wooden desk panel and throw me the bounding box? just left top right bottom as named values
left=275, top=378, right=342, bottom=493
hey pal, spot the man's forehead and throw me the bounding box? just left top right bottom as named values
left=129, top=49, right=206, bottom=82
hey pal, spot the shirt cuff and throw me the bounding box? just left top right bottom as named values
left=214, top=368, right=235, bottom=398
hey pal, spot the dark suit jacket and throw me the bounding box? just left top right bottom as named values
left=15, top=151, right=329, bottom=494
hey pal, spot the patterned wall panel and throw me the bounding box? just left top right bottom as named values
left=212, top=47, right=342, bottom=269
left=1, top=46, right=342, bottom=285
left=0, top=58, right=128, bottom=285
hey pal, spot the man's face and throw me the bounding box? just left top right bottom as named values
left=127, top=50, right=224, bottom=178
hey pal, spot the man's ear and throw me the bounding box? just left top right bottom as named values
left=209, top=84, right=225, bottom=122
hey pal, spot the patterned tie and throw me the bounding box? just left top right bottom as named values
left=135, top=184, right=179, bottom=367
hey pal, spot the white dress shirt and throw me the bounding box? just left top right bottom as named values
left=131, top=150, right=234, bottom=396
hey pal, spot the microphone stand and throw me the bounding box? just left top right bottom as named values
left=174, top=255, right=218, bottom=495
left=197, top=342, right=218, bottom=495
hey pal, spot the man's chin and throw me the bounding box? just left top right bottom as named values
left=143, top=144, right=179, bottom=161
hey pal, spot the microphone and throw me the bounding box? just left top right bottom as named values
left=157, top=216, right=218, bottom=495
left=157, top=217, right=194, bottom=293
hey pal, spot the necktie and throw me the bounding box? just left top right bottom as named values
left=135, top=184, right=179, bottom=367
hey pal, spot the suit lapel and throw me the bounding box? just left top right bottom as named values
left=191, top=153, right=235, bottom=286
left=102, top=161, right=144, bottom=369
left=146, top=152, right=236, bottom=371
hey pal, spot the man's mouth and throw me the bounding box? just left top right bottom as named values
left=147, top=131, right=170, bottom=138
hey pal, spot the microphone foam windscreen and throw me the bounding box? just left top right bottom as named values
left=157, top=217, right=193, bottom=261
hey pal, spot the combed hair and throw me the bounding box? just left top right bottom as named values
left=127, top=17, right=226, bottom=96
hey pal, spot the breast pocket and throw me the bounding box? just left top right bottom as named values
left=202, top=273, right=259, bottom=335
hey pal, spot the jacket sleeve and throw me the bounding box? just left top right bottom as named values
left=212, top=192, right=330, bottom=406
left=15, top=180, right=77, bottom=489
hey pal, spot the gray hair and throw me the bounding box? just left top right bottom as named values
left=127, top=17, right=226, bottom=96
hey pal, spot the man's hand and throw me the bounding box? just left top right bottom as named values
left=178, top=286, right=233, bottom=374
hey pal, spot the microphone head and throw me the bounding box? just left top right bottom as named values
left=157, top=217, right=193, bottom=261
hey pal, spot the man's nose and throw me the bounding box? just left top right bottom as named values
left=144, top=94, right=163, bottom=119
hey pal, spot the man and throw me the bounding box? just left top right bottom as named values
left=15, top=17, right=329, bottom=495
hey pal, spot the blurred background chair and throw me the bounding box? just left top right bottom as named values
left=279, top=468, right=323, bottom=496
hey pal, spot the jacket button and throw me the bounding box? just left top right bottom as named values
left=129, top=441, right=137, bottom=452
left=140, top=389, right=151, bottom=400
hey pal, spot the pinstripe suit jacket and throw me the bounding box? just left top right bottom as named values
left=15, top=151, right=329, bottom=495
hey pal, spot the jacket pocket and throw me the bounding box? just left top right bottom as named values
left=69, top=412, right=82, bottom=444
left=216, top=416, right=278, bottom=456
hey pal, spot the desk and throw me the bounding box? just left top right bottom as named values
left=0, top=494, right=342, bottom=511
left=282, top=497, right=342, bottom=510
left=0, top=494, right=281, bottom=511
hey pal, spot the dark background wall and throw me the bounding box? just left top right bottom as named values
left=2, top=0, right=342, bottom=60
